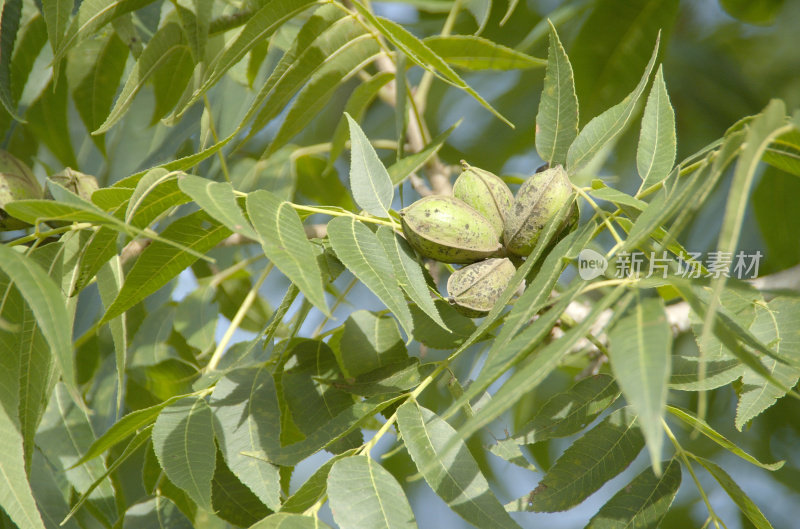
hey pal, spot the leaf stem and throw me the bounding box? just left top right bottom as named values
left=205, top=263, right=273, bottom=372
left=571, top=184, right=624, bottom=248
left=662, top=418, right=727, bottom=529
left=6, top=222, right=94, bottom=247
left=312, top=277, right=357, bottom=337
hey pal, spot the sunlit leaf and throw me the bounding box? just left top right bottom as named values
left=328, top=456, right=418, bottom=529
left=535, top=21, right=578, bottom=167
left=247, top=190, right=330, bottom=316
left=345, top=113, right=394, bottom=217
left=327, top=216, right=413, bottom=336
left=692, top=456, right=774, bottom=529
left=101, top=211, right=232, bottom=324
left=423, top=35, right=544, bottom=70
left=396, top=401, right=523, bottom=529
left=0, top=0, right=23, bottom=119
left=566, top=34, right=660, bottom=174
left=637, top=66, right=676, bottom=188
left=666, top=406, right=783, bottom=471
left=608, top=293, right=671, bottom=474
left=250, top=513, right=333, bottom=529
left=376, top=226, right=446, bottom=329
left=179, top=175, right=258, bottom=239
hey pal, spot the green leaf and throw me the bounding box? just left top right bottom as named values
left=327, top=216, right=413, bottom=336
left=124, top=169, right=192, bottom=229
left=62, top=426, right=153, bottom=526
left=96, top=257, right=127, bottom=414
left=535, top=21, right=579, bottom=167
left=396, top=401, right=522, bottom=529
left=0, top=0, right=23, bottom=119
left=376, top=226, right=447, bottom=330
left=351, top=1, right=513, bottom=127
left=330, top=311, right=407, bottom=379
left=698, top=99, right=792, bottom=382
left=0, top=246, right=76, bottom=407
left=9, top=14, right=47, bottom=106
left=175, top=0, right=318, bottom=119
left=266, top=39, right=381, bottom=155
left=71, top=32, right=129, bottom=154
left=0, top=276, right=45, bottom=529
left=174, top=0, right=212, bottom=62
left=408, top=299, right=476, bottom=349
left=246, top=190, right=329, bottom=316
left=570, top=0, right=678, bottom=121
left=95, top=23, right=190, bottom=134
left=327, top=456, right=418, bottom=529
left=735, top=298, right=800, bottom=430
left=692, top=456, right=774, bottom=529
left=666, top=406, right=783, bottom=471
left=608, top=294, right=671, bottom=474
left=456, top=286, right=626, bottom=455
left=241, top=6, right=370, bottom=137
left=241, top=394, right=399, bottom=466
left=762, top=129, right=800, bottom=176
left=41, top=0, right=71, bottom=55
left=280, top=450, right=356, bottom=514
left=101, top=211, right=232, bottom=324
left=332, top=358, right=435, bottom=397
left=208, top=367, right=283, bottom=511
left=152, top=396, right=217, bottom=510
left=250, top=513, right=333, bottom=529
left=346, top=113, right=394, bottom=217
left=329, top=72, right=395, bottom=168
left=584, top=458, right=681, bottom=529
left=150, top=39, right=194, bottom=124
left=524, top=407, right=645, bottom=512
left=74, top=397, right=181, bottom=467
left=179, top=175, right=258, bottom=239
left=211, top=451, right=271, bottom=528
left=566, top=34, right=660, bottom=174
left=512, top=374, right=619, bottom=444
left=387, top=122, right=458, bottom=185
left=423, top=35, right=544, bottom=70
left=636, top=66, right=676, bottom=188
left=281, top=340, right=362, bottom=453
left=37, top=383, right=117, bottom=524
left=53, top=0, right=156, bottom=65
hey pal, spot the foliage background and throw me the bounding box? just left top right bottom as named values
left=1, top=0, right=800, bottom=528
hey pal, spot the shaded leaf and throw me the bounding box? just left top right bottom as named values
left=762, top=129, right=800, bottom=176
left=396, top=401, right=522, bottom=529
left=152, top=396, right=217, bottom=510
left=280, top=450, right=356, bottom=514
left=250, top=513, right=333, bottom=529
left=209, top=367, right=282, bottom=511
left=584, top=458, right=681, bottom=529
left=95, top=23, right=190, bottom=134
left=512, top=374, right=619, bottom=444
left=0, top=246, right=76, bottom=407
left=96, top=257, right=127, bottom=414
left=387, top=122, right=457, bottom=185
left=525, top=407, right=645, bottom=512
left=329, top=310, right=407, bottom=379
left=328, top=456, right=418, bottom=529
left=408, top=299, right=476, bottom=349
left=211, top=451, right=271, bottom=528
left=720, top=0, right=785, bottom=25
left=121, top=496, right=193, bottom=529
left=535, top=21, right=579, bottom=167
left=0, top=0, right=23, bottom=119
